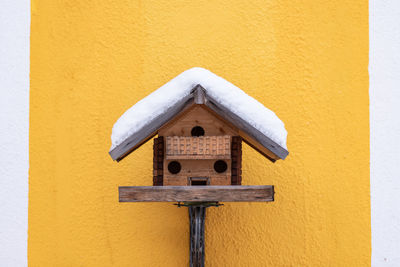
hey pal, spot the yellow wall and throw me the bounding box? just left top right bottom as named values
left=30, top=0, right=369, bottom=266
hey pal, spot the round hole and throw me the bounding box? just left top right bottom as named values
left=168, top=161, right=181, bottom=174
left=214, top=160, right=228, bottom=173
left=191, top=126, right=205, bottom=137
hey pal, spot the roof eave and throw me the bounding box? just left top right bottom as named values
left=109, top=90, right=197, bottom=161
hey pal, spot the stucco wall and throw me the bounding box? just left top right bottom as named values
left=28, top=1, right=370, bottom=266
left=370, top=0, right=400, bottom=266
left=0, top=1, right=29, bottom=266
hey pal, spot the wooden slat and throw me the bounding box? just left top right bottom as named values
left=153, top=136, right=164, bottom=186
left=119, top=185, right=274, bottom=202
left=231, top=136, right=242, bottom=185
left=166, top=135, right=231, bottom=159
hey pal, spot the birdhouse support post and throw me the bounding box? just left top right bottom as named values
left=176, top=202, right=221, bottom=267
left=189, top=205, right=206, bottom=267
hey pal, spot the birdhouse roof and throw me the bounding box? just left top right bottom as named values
left=109, top=67, right=288, bottom=162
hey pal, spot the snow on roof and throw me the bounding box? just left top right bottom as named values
left=111, top=67, right=288, bottom=151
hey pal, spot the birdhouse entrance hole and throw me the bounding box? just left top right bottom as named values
left=191, top=126, right=205, bottom=136
left=213, top=160, right=228, bottom=173
left=168, top=161, right=181, bottom=174
left=189, top=177, right=209, bottom=186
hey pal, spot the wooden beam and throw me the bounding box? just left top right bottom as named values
left=192, top=84, right=206, bottom=104
left=119, top=185, right=274, bottom=202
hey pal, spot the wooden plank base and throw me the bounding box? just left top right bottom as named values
left=119, top=185, right=274, bottom=202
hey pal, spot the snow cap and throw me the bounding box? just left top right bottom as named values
left=111, top=67, right=288, bottom=154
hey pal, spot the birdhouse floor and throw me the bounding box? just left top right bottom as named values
left=119, top=185, right=274, bottom=202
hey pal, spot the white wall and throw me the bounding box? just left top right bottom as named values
left=0, top=1, right=30, bottom=266
left=370, top=0, right=400, bottom=266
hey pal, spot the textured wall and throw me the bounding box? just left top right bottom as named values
left=370, top=0, right=400, bottom=266
left=0, top=0, right=29, bottom=265
left=30, top=0, right=370, bottom=266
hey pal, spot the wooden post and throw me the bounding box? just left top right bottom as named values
left=189, top=205, right=206, bottom=267
left=177, top=202, right=221, bottom=267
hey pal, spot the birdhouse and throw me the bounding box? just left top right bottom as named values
left=109, top=68, right=288, bottom=189
left=110, top=68, right=289, bottom=267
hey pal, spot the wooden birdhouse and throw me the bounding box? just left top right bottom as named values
left=110, top=69, right=288, bottom=188
left=110, top=68, right=289, bottom=267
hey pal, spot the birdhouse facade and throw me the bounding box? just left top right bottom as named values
left=154, top=105, right=242, bottom=186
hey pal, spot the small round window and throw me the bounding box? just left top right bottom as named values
left=168, top=161, right=181, bottom=174
left=214, top=160, right=228, bottom=173
left=191, top=126, right=205, bottom=137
